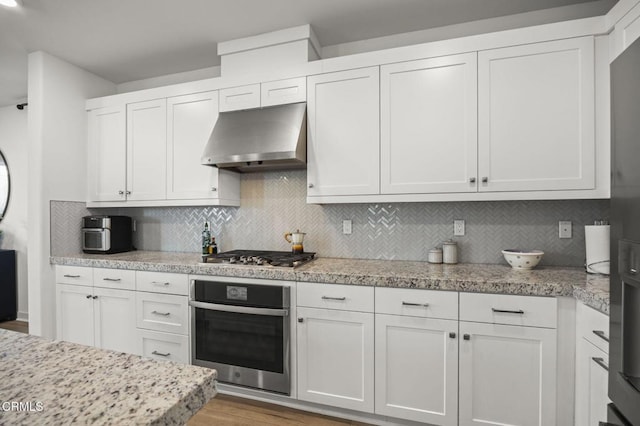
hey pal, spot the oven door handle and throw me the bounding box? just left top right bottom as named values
left=189, top=300, right=289, bottom=317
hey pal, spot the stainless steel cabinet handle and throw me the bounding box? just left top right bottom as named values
left=593, top=330, right=609, bottom=342
left=592, top=357, right=609, bottom=372
left=308, top=183, right=314, bottom=188
left=463, top=334, right=471, bottom=340
left=322, top=296, right=346, bottom=301
left=152, top=350, right=170, bottom=357
left=492, top=308, right=524, bottom=314
left=402, top=301, right=429, bottom=307
left=469, top=177, right=476, bottom=183
left=103, top=278, right=121, bottom=282
left=151, top=281, right=170, bottom=286
left=151, top=311, right=171, bottom=316
left=86, top=295, right=92, bottom=299
left=211, top=187, right=217, bottom=192
left=189, top=301, right=289, bottom=317
left=63, top=274, right=80, bottom=278
left=482, top=177, right=488, bottom=183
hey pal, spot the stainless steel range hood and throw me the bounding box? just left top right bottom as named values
left=201, top=102, right=306, bottom=172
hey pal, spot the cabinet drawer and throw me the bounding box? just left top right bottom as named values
left=460, top=292, right=557, bottom=328
left=219, top=84, right=260, bottom=112
left=261, top=77, right=306, bottom=107
left=136, top=271, right=189, bottom=295
left=55, top=266, right=93, bottom=286
left=297, top=282, right=374, bottom=312
left=375, top=288, right=458, bottom=320
left=577, top=302, right=609, bottom=353
left=137, top=329, right=189, bottom=364
left=136, top=292, right=188, bottom=335
left=93, top=268, right=136, bottom=291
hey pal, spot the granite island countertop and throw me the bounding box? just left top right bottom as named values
left=50, top=251, right=610, bottom=314
left=0, top=329, right=217, bottom=425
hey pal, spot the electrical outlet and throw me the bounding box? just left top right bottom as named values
left=342, top=219, right=352, bottom=235
left=559, top=221, right=572, bottom=238
left=454, top=219, right=465, bottom=236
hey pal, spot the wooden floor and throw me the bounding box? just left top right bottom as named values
left=0, top=320, right=28, bottom=334
left=188, top=394, right=370, bottom=426
left=0, top=321, right=363, bottom=425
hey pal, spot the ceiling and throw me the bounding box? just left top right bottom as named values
left=0, top=0, right=617, bottom=108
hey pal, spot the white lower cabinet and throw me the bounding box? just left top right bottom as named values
left=296, top=306, right=375, bottom=413
left=56, top=283, right=137, bottom=354
left=575, top=302, right=610, bottom=426
left=137, top=329, right=189, bottom=364
left=375, top=314, right=458, bottom=425
left=458, top=321, right=557, bottom=426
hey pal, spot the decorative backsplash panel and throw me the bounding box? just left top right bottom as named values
left=50, top=170, right=610, bottom=266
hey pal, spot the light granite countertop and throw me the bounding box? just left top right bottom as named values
left=50, top=251, right=610, bottom=314
left=0, top=329, right=217, bottom=425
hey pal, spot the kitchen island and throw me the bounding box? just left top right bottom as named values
left=0, top=329, right=217, bottom=425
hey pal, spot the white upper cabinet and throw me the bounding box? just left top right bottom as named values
left=219, top=84, right=261, bottom=112
left=478, top=37, right=595, bottom=192
left=167, top=91, right=231, bottom=200
left=126, top=99, right=167, bottom=201
left=381, top=53, right=478, bottom=194
left=307, top=67, right=380, bottom=197
left=87, top=105, right=127, bottom=202
left=261, top=77, right=306, bottom=107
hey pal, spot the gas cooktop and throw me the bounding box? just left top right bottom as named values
left=201, top=250, right=316, bottom=268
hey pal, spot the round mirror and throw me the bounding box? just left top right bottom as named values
left=0, top=151, right=10, bottom=222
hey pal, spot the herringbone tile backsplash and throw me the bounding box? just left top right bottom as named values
left=51, top=170, right=609, bottom=266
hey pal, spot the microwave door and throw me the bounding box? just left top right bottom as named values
left=83, top=229, right=110, bottom=251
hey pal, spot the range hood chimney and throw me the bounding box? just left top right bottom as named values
left=201, top=102, right=306, bottom=172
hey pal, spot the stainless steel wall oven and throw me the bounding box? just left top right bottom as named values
left=190, top=278, right=291, bottom=395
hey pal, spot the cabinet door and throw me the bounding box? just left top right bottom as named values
left=93, top=287, right=137, bottom=354
left=375, top=314, right=458, bottom=425
left=307, top=67, right=380, bottom=196
left=56, top=284, right=94, bottom=347
left=297, top=307, right=374, bottom=413
left=219, top=84, right=261, bottom=112
left=575, top=338, right=609, bottom=426
left=126, top=99, right=167, bottom=200
left=381, top=53, right=478, bottom=194
left=261, top=77, right=306, bottom=107
left=459, top=322, right=557, bottom=426
left=87, top=106, right=127, bottom=202
left=166, top=91, right=221, bottom=200
left=478, top=37, right=595, bottom=192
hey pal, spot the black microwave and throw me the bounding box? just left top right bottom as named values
left=82, top=216, right=133, bottom=254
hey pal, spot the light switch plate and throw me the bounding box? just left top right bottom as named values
left=559, top=221, right=572, bottom=238
left=342, top=219, right=352, bottom=235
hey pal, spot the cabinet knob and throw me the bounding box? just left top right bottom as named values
left=86, top=295, right=92, bottom=299
left=308, top=183, right=314, bottom=189
left=92, top=295, right=98, bottom=300
left=125, top=190, right=131, bottom=195
left=118, top=190, right=124, bottom=195
left=463, top=334, right=471, bottom=340
left=211, top=187, right=217, bottom=192
left=481, top=177, right=488, bottom=183
left=469, top=177, right=476, bottom=184
left=449, top=332, right=456, bottom=339
left=298, top=318, right=304, bottom=323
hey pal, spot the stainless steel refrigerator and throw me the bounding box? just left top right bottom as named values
left=609, top=35, right=640, bottom=426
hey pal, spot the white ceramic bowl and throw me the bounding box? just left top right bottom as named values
left=502, top=249, right=544, bottom=270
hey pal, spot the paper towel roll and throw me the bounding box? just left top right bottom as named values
left=585, top=225, right=610, bottom=275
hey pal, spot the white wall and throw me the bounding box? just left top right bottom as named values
left=0, top=104, right=28, bottom=320
left=27, top=51, right=115, bottom=338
